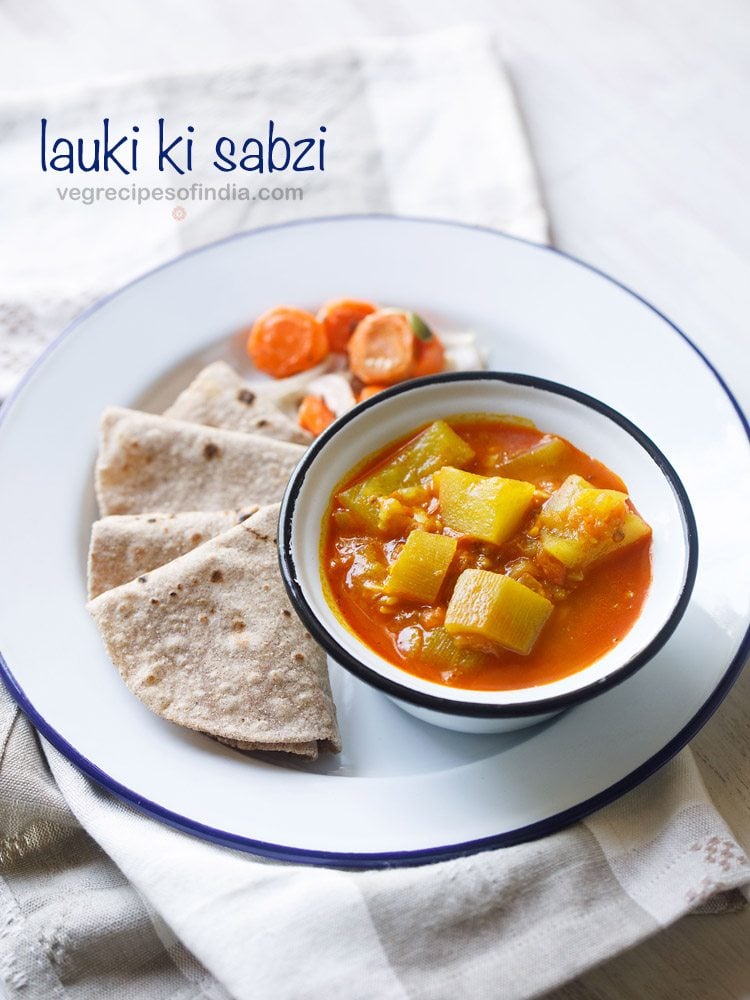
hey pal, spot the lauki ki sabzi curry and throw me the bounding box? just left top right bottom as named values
left=323, top=416, right=652, bottom=691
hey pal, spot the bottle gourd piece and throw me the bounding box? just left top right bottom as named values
left=339, top=421, right=475, bottom=531
left=437, top=466, right=536, bottom=546
left=385, top=530, right=458, bottom=603
left=445, top=568, right=554, bottom=656
left=420, top=626, right=485, bottom=673
left=538, top=474, right=651, bottom=570
left=497, top=435, right=571, bottom=484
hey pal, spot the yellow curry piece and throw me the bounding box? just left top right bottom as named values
left=445, top=568, right=554, bottom=656
left=338, top=420, right=475, bottom=531
left=385, top=530, right=457, bottom=603
left=437, top=467, right=536, bottom=545
left=538, top=474, right=651, bottom=570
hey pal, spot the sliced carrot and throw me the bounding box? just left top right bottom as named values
left=247, top=306, right=329, bottom=378
left=347, top=310, right=416, bottom=385
left=318, top=299, right=376, bottom=353
left=413, top=331, right=445, bottom=377
left=298, top=395, right=336, bottom=436
left=357, top=384, right=388, bottom=403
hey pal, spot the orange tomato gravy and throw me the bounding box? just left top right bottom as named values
left=323, top=418, right=652, bottom=691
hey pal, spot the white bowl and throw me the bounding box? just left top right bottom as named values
left=279, top=372, right=697, bottom=734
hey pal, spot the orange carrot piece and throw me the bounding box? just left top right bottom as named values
left=413, top=331, right=445, bottom=377
left=347, top=310, right=416, bottom=385
left=318, top=299, right=376, bottom=353
left=357, top=384, right=388, bottom=403
left=298, top=395, right=336, bottom=436
left=247, top=306, right=329, bottom=378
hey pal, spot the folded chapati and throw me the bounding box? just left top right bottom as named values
left=95, top=407, right=304, bottom=515
left=164, top=361, right=311, bottom=444
left=87, top=504, right=341, bottom=758
left=87, top=507, right=260, bottom=598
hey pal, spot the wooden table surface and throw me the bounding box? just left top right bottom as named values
left=2, top=2, right=748, bottom=996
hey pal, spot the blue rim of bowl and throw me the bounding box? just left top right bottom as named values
left=278, top=370, right=699, bottom=718
left=0, top=213, right=747, bottom=869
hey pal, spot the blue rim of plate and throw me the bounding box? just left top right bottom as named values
left=0, top=214, right=747, bottom=869
left=278, top=370, right=698, bottom=717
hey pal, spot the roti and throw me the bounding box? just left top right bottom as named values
left=87, top=507, right=259, bottom=598
left=95, top=407, right=304, bottom=515
left=87, top=504, right=340, bottom=758
left=164, top=361, right=311, bottom=444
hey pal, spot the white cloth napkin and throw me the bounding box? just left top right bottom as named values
left=1, top=26, right=748, bottom=1000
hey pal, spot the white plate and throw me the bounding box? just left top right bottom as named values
left=0, top=216, right=748, bottom=867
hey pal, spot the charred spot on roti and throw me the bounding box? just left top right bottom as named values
left=150, top=598, right=160, bottom=606
left=293, top=652, right=305, bottom=662
left=147, top=517, right=156, bottom=523
left=256, top=419, right=269, bottom=428
left=137, top=575, right=148, bottom=583
left=203, top=442, right=220, bottom=460
left=237, top=388, right=256, bottom=405
left=232, top=620, right=246, bottom=632
left=169, top=591, right=177, bottom=598
left=211, top=570, right=223, bottom=583
left=191, top=533, right=203, bottom=544
left=282, top=609, right=291, bottom=618
left=249, top=529, right=269, bottom=543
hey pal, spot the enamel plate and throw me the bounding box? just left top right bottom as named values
left=0, top=216, right=748, bottom=867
